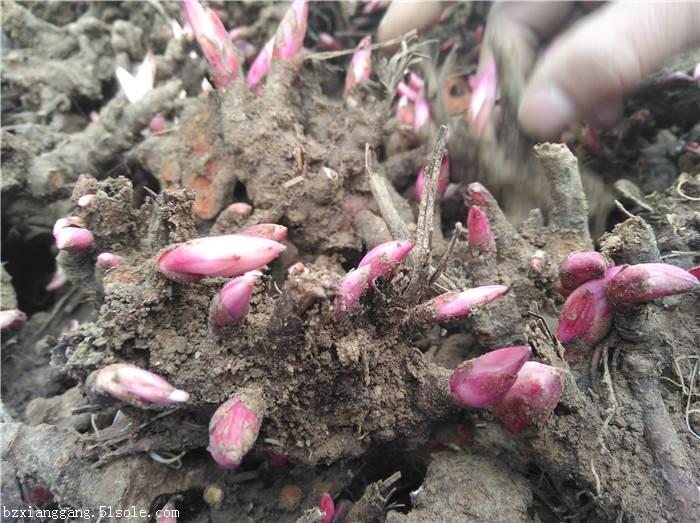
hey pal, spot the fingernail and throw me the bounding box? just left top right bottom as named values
left=519, top=84, right=577, bottom=140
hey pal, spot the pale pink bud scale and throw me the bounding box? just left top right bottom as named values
left=209, top=272, right=260, bottom=328
left=450, top=346, right=531, bottom=408
left=90, top=363, right=190, bottom=407
left=417, top=285, right=508, bottom=323
left=334, top=265, right=372, bottom=318
left=357, top=240, right=414, bottom=284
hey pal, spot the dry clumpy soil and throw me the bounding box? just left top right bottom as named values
left=2, top=2, right=699, bottom=523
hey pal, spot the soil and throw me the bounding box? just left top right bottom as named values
left=2, top=2, right=699, bottom=523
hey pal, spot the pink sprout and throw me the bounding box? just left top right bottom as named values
left=607, top=263, right=699, bottom=307
left=90, top=363, right=190, bottom=407
left=467, top=206, right=496, bottom=255
left=208, top=397, right=262, bottom=468
left=416, top=285, right=508, bottom=323
left=209, top=272, right=261, bottom=329
left=115, top=50, right=156, bottom=103
left=344, top=36, right=372, bottom=96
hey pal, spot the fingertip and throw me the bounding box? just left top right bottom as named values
left=378, top=1, right=445, bottom=43
left=518, top=83, right=578, bottom=140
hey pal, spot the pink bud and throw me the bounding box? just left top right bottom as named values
left=269, top=453, right=289, bottom=467
left=319, top=493, right=335, bottom=523
left=227, top=202, right=253, bottom=216
left=183, top=0, right=239, bottom=89
left=115, top=51, right=156, bottom=103
left=208, top=396, right=263, bottom=468
left=413, top=88, right=431, bottom=131
left=96, top=253, right=123, bottom=273
left=53, top=216, right=84, bottom=238
left=468, top=61, right=497, bottom=132
left=318, top=32, right=342, bottom=51
left=334, top=265, right=372, bottom=318
left=607, top=263, right=699, bottom=307
left=209, top=272, right=260, bottom=328
left=362, top=0, right=389, bottom=15
left=344, top=36, right=372, bottom=96
left=157, top=501, right=178, bottom=523
left=467, top=206, right=496, bottom=254
left=450, top=346, right=531, bottom=408
left=556, top=266, right=623, bottom=345
left=530, top=250, right=547, bottom=274
left=396, top=95, right=414, bottom=125
left=406, top=71, right=424, bottom=91
left=77, top=194, right=96, bottom=207
left=493, top=361, right=565, bottom=433
left=415, top=154, right=450, bottom=200
left=148, top=112, right=167, bottom=134
left=0, top=309, right=27, bottom=330
left=397, top=81, right=418, bottom=101
left=240, top=224, right=288, bottom=242
left=689, top=266, right=700, bottom=279
left=357, top=240, right=414, bottom=284
left=246, top=37, right=274, bottom=92
left=55, top=227, right=94, bottom=252
left=45, top=270, right=67, bottom=291
left=272, top=0, right=309, bottom=61
left=89, top=363, right=190, bottom=406
left=558, top=251, right=611, bottom=294
left=156, top=234, right=286, bottom=283
left=416, top=285, right=508, bottom=323
left=287, top=262, right=307, bottom=275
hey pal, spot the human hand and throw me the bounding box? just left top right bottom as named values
left=378, top=1, right=700, bottom=140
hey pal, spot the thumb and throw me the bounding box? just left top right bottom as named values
left=519, top=2, right=700, bottom=140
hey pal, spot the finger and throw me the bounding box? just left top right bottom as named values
left=377, top=1, right=446, bottom=43
left=478, top=2, right=576, bottom=75
left=519, top=2, right=700, bottom=139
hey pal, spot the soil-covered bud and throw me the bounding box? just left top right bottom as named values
left=272, top=0, right=308, bottom=61
left=607, top=263, right=699, bottom=306
left=416, top=285, right=508, bottom=323
left=415, top=154, right=450, bottom=200
left=96, top=253, right=123, bottom=273
left=0, top=309, right=27, bottom=330
left=55, top=226, right=94, bottom=252
left=334, top=265, right=372, bottom=318
left=208, top=395, right=263, bottom=468
left=559, top=251, right=611, bottom=294
left=209, top=272, right=260, bottom=329
left=493, top=362, right=565, bottom=434
left=467, top=206, right=496, bottom=255
left=557, top=266, right=623, bottom=345
left=530, top=250, right=547, bottom=274
left=279, top=485, right=302, bottom=511
left=450, top=346, right=531, bottom=408
left=318, top=493, right=335, bottom=523
left=240, top=223, right=288, bottom=242
left=87, top=363, right=190, bottom=407
left=357, top=239, right=414, bottom=285
left=344, top=36, right=372, bottom=96
left=203, top=485, right=224, bottom=507
left=115, top=50, right=156, bottom=103
left=468, top=61, right=497, bottom=132
left=183, top=0, right=239, bottom=89
left=156, top=234, right=286, bottom=283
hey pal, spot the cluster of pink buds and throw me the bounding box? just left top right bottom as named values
left=318, top=493, right=335, bottom=523
left=156, top=234, right=286, bottom=283
left=466, top=205, right=495, bottom=255
left=557, top=256, right=698, bottom=346
left=415, top=285, right=508, bottom=323
left=246, top=0, right=308, bottom=92
left=344, top=36, right=372, bottom=96
left=53, top=216, right=94, bottom=252
left=87, top=363, right=190, bottom=407
left=183, top=0, right=239, bottom=89
left=0, top=309, right=27, bottom=330
left=467, top=61, right=497, bottom=132
left=115, top=50, right=156, bottom=103
left=209, top=271, right=261, bottom=330
left=335, top=240, right=414, bottom=317
left=396, top=71, right=431, bottom=131
left=96, top=253, right=123, bottom=273
left=415, top=153, right=450, bottom=200
left=450, top=347, right=565, bottom=433
left=208, top=394, right=263, bottom=468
